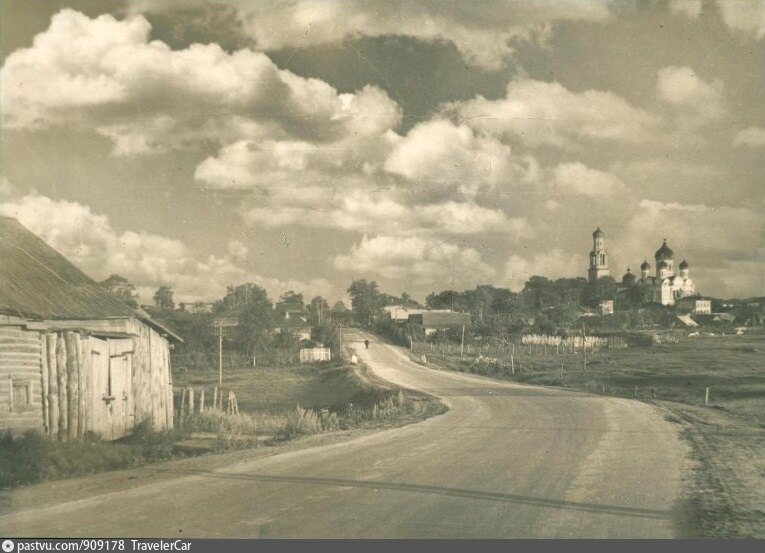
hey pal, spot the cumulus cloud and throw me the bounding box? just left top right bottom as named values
left=733, top=126, right=765, bottom=148
left=552, top=162, right=625, bottom=197
left=1, top=194, right=333, bottom=302
left=445, top=79, right=661, bottom=148
left=669, top=0, right=765, bottom=39
left=657, top=66, right=725, bottom=119
left=717, top=0, right=765, bottom=39
left=333, top=234, right=495, bottom=283
left=383, top=119, right=537, bottom=200
left=1, top=9, right=401, bottom=155
left=244, top=193, right=532, bottom=238
left=129, top=0, right=611, bottom=70
left=503, top=249, right=583, bottom=290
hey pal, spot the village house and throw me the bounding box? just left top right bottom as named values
left=408, top=310, right=471, bottom=336
left=0, top=217, right=181, bottom=440
left=384, top=305, right=424, bottom=324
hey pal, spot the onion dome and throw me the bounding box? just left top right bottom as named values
left=679, top=259, right=689, bottom=270
left=593, top=226, right=604, bottom=238
left=622, top=268, right=636, bottom=285
left=655, top=239, right=674, bottom=261
left=657, top=260, right=668, bottom=269
left=640, top=259, right=650, bottom=270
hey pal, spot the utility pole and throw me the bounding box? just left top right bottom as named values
left=582, top=322, right=587, bottom=373
left=218, top=325, right=223, bottom=394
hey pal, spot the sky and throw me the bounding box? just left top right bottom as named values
left=2, top=0, right=764, bottom=305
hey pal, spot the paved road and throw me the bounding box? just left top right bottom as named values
left=1, top=332, right=688, bottom=537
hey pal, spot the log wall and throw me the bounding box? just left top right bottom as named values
left=0, top=325, right=44, bottom=433
left=1, top=317, right=174, bottom=439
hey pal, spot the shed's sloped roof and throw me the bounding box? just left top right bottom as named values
left=0, top=217, right=181, bottom=340
left=413, top=311, right=471, bottom=328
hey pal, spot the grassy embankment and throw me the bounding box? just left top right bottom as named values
left=0, top=359, right=444, bottom=488
left=414, top=333, right=765, bottom=537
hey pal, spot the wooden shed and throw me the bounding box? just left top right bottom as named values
left=0, top=216, right=182, bottom=440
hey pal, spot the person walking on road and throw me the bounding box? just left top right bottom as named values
left=364, top=339, right=370, bottom=350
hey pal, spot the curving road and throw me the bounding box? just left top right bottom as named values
left=1, top=332, right=688, bottom=538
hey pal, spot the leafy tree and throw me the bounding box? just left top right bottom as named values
left=347, top=279, right=381, bottom=326
left=582, top=276, right=618, bottom=308
left=234, top=284, right=274, bottom=355
left=100, top=274, right=139, bottom=308
left=223, top=283, right=264, bottom=309
left=307, top=296, right=330, bottom=325
left=153, top=285, right=175, bottom=311
left=278, top=290, right=304, bottom=306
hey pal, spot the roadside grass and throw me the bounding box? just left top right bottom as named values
left=1, top=360, right=445, bottom=488
left=0, top=421, right=184, bottom=488
left=418, top=333, right=765, bottom=537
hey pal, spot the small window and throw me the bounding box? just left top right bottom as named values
left=9, top=378, right=32, bottom=412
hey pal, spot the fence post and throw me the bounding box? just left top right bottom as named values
left=199, top=389, right=205, bottom=413
left=188, top=387, right=195, bottom=415
left=705, top=387, right=709, bottom=405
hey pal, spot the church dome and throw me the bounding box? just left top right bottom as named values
left=622, top=268, right=636, bottom=284
left=593, top=226, right=604, bottom=238
left=655, top=239, right=674, bottom=261
left=679, top=259, right=689, bottom=270
left=640, top=259, right=650, bottom=270
left=657, top=260, right=668, bottom=269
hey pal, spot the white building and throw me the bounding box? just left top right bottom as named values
left=633, top=239, right=696, bottom=305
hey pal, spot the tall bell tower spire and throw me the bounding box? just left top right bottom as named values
left=587, top=227, right=610, bottom=282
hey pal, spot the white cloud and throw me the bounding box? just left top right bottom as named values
left=552, top=162, right=625, bottom=197
left=668, top=0, right=703, bottom=18
left=1, top=194, right=334, bottom=302
left=503, top=249, right=582, bottom=290
left=717, top=0, right=765, bottom=40
left=128, top=0, right=611, bottom=70
left=1, top=9, right=401, bottom=155
left=656, top=66, right=725, bottom=119
left=333, top=234, right=495, bottom=283
left=244, top=193, right=533, bottom=238
left=733, top=126, right=765, bottom=148
left=445, top=79, right=661, bottom=148
left=383, top=119, right=535, bottom=199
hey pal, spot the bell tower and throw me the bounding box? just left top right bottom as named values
left=587, top=227, right=610, bottom=282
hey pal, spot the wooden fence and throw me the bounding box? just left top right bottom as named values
left=299, top=347, right=331, bottom=364
left=174, top=385, right=239, bottom=425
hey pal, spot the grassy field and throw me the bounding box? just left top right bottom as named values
left=417, top=334, right=765, bottom=425
left=415, top=332, right=765, bottom=537
left=172, top=360, right=395, bottom=414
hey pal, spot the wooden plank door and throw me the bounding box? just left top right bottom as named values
left=108, top=339, right=134, bottom=439
left=88, top=337, right=111, bottom=439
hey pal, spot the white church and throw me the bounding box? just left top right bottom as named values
left=587, top=227, right=697, bottom=306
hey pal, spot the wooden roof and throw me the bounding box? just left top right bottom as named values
left=0, top=217, right=181, bottom=341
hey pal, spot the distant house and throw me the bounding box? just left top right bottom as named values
left=181, top=302, right=214, bottom=314
left=599, top=300, right=614, bottom=316
left=275, top=301, right=307, bottom=321
left=274, top=317, right=312, bottom=341
left=676, top=297, right=712, bottom=315
left=330, top=301, right=353, bottom=324
left=676, top=314, right=699, bottom=328
left=0, top=217, right=182, bottom=440
left=408, top=310, right=471, bottom=336
left=384, top=305, right=424, bottom=324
